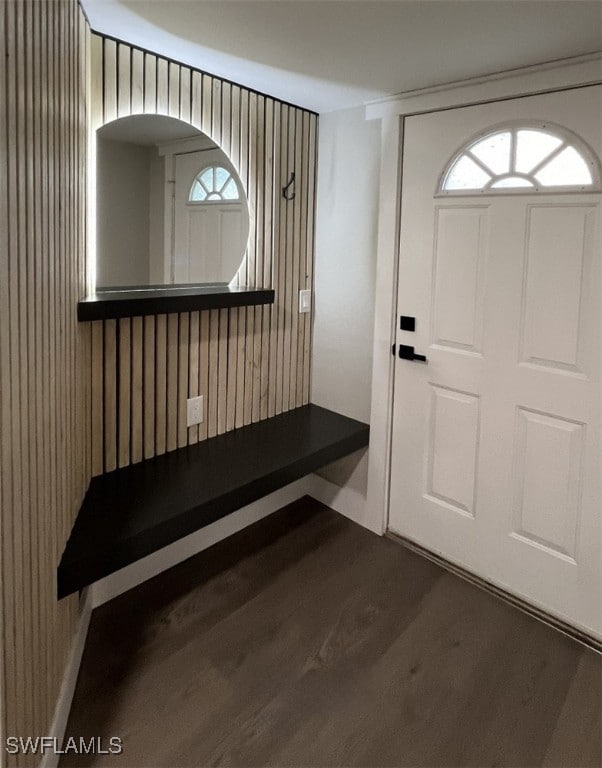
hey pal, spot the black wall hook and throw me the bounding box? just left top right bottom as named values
left=282, top=172, right=296, bottom=201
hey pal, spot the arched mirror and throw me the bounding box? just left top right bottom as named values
left=95, top=114, right=250, bottom=291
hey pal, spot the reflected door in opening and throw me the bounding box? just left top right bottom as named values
left=389, top=86, right=601, bottom=638
left=173, top=150, right=244, bottom=283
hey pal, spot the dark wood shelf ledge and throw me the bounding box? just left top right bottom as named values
left=57, top=404, right=369, bottom=598
left=78, top=284, right=275, bottom=321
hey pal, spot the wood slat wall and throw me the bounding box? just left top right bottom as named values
left=0, top=13, right=317, bottom=759
left=0, top=2, right=89, bottom=765
left=90, top=35, right=318, bottom=474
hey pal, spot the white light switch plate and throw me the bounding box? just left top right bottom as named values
left=186, top=395, right=204, bottom=427
left=299, top=289, right=311, bottom=314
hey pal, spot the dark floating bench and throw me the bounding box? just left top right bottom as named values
left=58, top=404, right=369, bottom=598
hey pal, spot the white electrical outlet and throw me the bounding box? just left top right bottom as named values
left=299, top=289, right=311, bottom=314
left=186, top=395, right=204, bottom=427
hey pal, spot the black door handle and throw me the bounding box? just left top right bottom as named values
left=398, top=344, right=428, bottom=363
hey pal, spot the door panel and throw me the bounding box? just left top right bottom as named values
left=431, top=206, right=489, bottom=353
left=511, top=407, right=584, bottom=561
left=425, top=384, right=480, bottom=518
left=173, top=149, right=245, bottom=284
left=389, top=85, right=601, bottom=638
left=520, top=204, right=595, bottom=374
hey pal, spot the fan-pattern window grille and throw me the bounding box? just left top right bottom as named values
left=189, top=165, right=240, bottom=202
left=440, top=124, right=600, bottom=194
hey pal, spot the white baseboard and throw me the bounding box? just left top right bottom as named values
left=307, top=474, right=378, bottom=533
left=40, top=588, right=93, bottom=768
left=90, top=477, right=315, bottom=608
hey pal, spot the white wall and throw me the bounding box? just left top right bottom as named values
left=311, top=105, right=381, bottom=494
left=148, top=148, right=166, bottom=283
left=96, top=138, right=151, bottom=287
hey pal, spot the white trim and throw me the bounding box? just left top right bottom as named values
left=39, top=589, right=93, bottom=768
left=366, top=52, right=602, bottom=120
left=365, top=114, right=403, bottom=537
left=364, top=57, right=602, bottom=543
left=308, top=474, right=376, bottom=534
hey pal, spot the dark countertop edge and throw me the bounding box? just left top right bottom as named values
left=78, top=287, right=275, bottom=321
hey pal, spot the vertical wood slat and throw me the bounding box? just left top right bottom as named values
left=235, top=87, right=249, bottom=427
left=143, top=315, right=156, bottom=459
left=157, top=57, right=169, bottom=115
left=201, top=74, right=212, bottom=136
left=212, top=77, right=222, bottom=145
left=275, top=103, right=289, bottom=416
left=177, top=312, right=189, bottom=448
left=261, top=98, right=274, bottom=422
left=103, top=319, right=117, bottom=472
left=191, top=70, right=203, bottom=128
left=28, top=0, right=42, bottom=733
left=49, top=0, right=60, bottom=720
left=117, top=43, right=130, bottom=117
left=91, top=322, right=104, bottom=475
left=89, top=33, right=103, bottom=130
left=208, top=309, right=219, bottom=438
left=297, top=111, right=310, bottom=402
left=131, top=48, right=144, bottom=114
left=33, top=2, right=48, bottom=733
left=226, top=309, right=237, bottom=432
left=303, top=114, right=318, bottom=404
left=154, top=314, right=167, bottom=455
left=166, top=313, right=179, bottom=452
left=253, top=95, right=265, bottom=423
left=282, top=106, right=295, bottom=413
left=131, top=316, right=143, bottom=464
left=103, top=38, right=117, bottom=123
left=168, top=61, right=180, bottom=118
left=244, top=92, right=257, bottom=425
left=268, top=101, right=281, bottom=418
left=290, top=109, right=303, bottom=408
left=144, top=53, right=157, bottom=113
left=118, top=317, right=131, bottom=468
left=91, top=33, right=318, bottom=471
left=217, top=308, right=228, bottom=435
left=199, top=311, right=210, bottom=442
left=188, top=311, right=200, bottom=444
left=180, top=66, right=191, bottom=124
left=1, top=3, right=90, bottom=763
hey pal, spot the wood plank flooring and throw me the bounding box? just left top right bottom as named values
left=62, top=498, right=601, bottom=768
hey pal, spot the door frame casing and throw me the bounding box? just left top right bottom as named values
left=364, top=52, right=602, bottom=536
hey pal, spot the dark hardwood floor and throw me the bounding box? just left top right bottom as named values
left=62, top=497, right=601, bottom=768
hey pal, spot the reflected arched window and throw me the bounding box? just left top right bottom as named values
left=189, top=165, right=241, bottom=202
left=440, top=123, right=600, bottom=194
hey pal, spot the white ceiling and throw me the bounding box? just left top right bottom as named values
left=82, top=0, right=602, bottom=113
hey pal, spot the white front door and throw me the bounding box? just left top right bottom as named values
left=173, top=149, right=245, bottom=284
left=389, top=86, right=601, bottom=638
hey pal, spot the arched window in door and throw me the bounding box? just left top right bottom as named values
left=439, top=123, right=601, bottom=194
left=189, top=165, right=241, bottom=202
